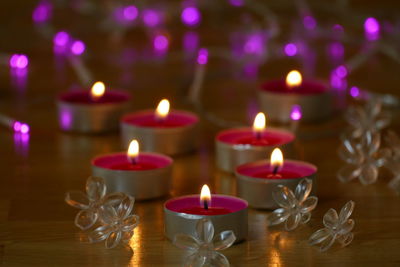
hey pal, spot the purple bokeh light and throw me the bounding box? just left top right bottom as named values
left=20, top=124, right=30, bottom=134
left=284, top=43, right=297, bottom=56
left=181, top=7, right=201, bottom=27
left=330, top=71, right=347, bottom=90
left=13, top=121, right=21, bottom=132
left=197, top=48, right=208, bottom=65
left=335, top=65, right=348, bottom=78
left=9, top=54, right=29, bottom=69
left=153, top=34, right=169, bottom=52
left=143, top=9, right=162, bottom=27
left=53, top=31, right=70, bottom=47
left=123, top=5, right=139, bottom=21
left=244, top=34, right=265, bottom=55
left=32, top=1, right=52, bottom=23
left=70, top=40, right=85, bottom=55
left=303, top=16, right=317, bottom=30
left=350, top=86, right=360, bottom=98
left=290, top=105, right=302, bottom=121
left=328, top=42, right=344, bottom=60
left=364, top=17, right=380, bottom=41
left=229, top=0, right=244, bottom=6
left=183, top=31, right=199, bottom=53
left=13, top=121, right=30, bottom=133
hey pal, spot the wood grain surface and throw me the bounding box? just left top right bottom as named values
left=1, top=1, right=400, bottom=266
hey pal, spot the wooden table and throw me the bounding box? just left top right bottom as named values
left=1, top=1, right=400, bottom=266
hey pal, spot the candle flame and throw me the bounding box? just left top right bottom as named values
left=127, top=139, right=139, bottom=164
left=286, top=70, right=302, bottom=88
left=253, top=112, right=266, bottom=133
left=91, top=81, right=105, bottom=100
left=270, top=148, right=284, bottom=171
left=200, top=184, right=211, bottom=204
left=155, top=99, right=170, bottom=120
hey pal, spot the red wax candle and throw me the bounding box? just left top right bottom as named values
left=121, top=110, right=198, bottom=128
left=215, top=126, right=295, bottom=173
left=121, top=100, right=199, bottom=155
left=92, top=153, right=170, bottom=171
left=58, top=82, right=131, bottom=133
left=236, top=160, right=316, bottom=180
left=260, top=80, right=328, bottom=95
left=258, top=71, right=333, bottom=123
left=91, top=150, right=173, bottom=200
left=235, top=159, right=317, bottom=209
left=216, top=128, right=294, bottom=147
left=164, top=194, right=248, bottom=242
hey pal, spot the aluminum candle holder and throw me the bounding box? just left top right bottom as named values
left=92, top=152, right=173, bottom=200
left=58, top=88, right=131, bottom=133
left=215, top=128, right=294, bottom=173
left=164, top=194, right=248, bottom=243
left=121, top=110, right=199, bottom=155
left=235, top=159, right=317, bottom=209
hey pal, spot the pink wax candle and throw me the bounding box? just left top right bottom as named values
left=92, top=140, right=173, bottom=200
left=258, top=70, right=333, bottom=122
left=164, top=185, right=248, bottom=242
left=57, top=81, right=131, bottom=133
left=235, top=148, right=317, bottom=209
left=215, top=112, right=295, bottom=172
left=121, top=99, right=199, bottom=155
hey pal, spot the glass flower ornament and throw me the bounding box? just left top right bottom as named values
left=338, top=131, right=390, bottom=185
left=384, top=130, right=400, bottom=193
left=344, top=99, right=390, bottom=139
left=173, top=218, right=236, bottom=267
left=309, top=201, right=355, bottom=252
left=65, top=176, right=125, bottom=230
left=88, top=195, right=139, bottom=249
left=267, top=178, right=318, bottom=231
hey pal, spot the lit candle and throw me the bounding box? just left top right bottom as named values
left=235, top=148, right=317, bottom=209
left=164, top=185, right=248, bottom=242
left=215, top=112, right=294, bottom=173
left=259, top=70, right=333, bottom=123
left=57, top=81, right=131, bottom=133
left=92, top=139, right=173, bottom=200
left=121, top=99, right=199, bottom=155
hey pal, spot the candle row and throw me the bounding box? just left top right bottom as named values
left=57, top=71, right=321, bottom=243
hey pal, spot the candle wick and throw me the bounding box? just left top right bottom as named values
left=255, top=131, right=262, bottom=140
left=203, top=200, right=208, bottom=210
left=272, top=165, right=279, bottom=175
left=129, top=157, right=137, bottom=165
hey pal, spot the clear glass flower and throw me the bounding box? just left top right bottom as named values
left=65, top=176, right=125, bottom=230
left=344, top=99, right=390, bottom=139
left=338, top=131, right=390, bottom=185
left=173, top=218, right=236, bottom=267
left=88, top=195, right=139, bottom=249
left=267, top=178, right=318, bottom=231
left=309, top=201, right=355, bottom=252
left=384, top=130, right=400, bottom=194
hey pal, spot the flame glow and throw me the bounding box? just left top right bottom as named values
left=253, top=112, right=266, bottom=133
left=127, top=139, right=139, bottom=164
left=270, top=148, right=284, bottom=170
left=200, top=184, right=211, bottom=204
left=90, top=81, right=105, bottom=101
left=155, top=99, right=170, bottom=120
left=286, top=70, right=302, bottom=88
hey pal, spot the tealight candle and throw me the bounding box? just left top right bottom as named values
left=121, top=99, right=199, bottom=155
left=164, top=185, right=248, bottom=243
left=216, top=112, right=295, bottom=173
left=235, top=148, right=317, bottom=209
left=259, top=70, right=333, bottom=123
left=58, top=81, right=131, bottom=133
left=92, top=139, right=173, bottom=200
